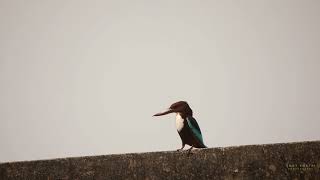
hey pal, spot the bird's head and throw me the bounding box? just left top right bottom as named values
left=153, top=101, right=193, bottom=117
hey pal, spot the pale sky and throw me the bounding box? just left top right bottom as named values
left=0, top=0, right=319, bottom=162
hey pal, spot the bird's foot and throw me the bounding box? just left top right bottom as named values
left=177, top=145, right=185, bottom=151
left=187, top=146, right=194, bottom=155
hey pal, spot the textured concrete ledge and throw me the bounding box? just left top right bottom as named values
left=1, top=141, right=320, bottom=180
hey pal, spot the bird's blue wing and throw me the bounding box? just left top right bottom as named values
left=186, top=116, right=206, bottom=147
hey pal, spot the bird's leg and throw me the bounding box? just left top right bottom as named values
left=177, top=144, right=185, bottom=151
left=187, top=146, right=194, bottom=155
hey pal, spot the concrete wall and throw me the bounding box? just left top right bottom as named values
left=1, top=141, right=319, bottom=180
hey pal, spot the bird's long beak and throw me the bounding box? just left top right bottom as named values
left=153, top=108, right=174, bottom=116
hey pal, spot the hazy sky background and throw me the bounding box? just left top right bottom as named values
left=1, top=0, right=319, bottom=162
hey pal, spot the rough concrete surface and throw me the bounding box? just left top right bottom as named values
left=1, top=141, right=320, bottom=180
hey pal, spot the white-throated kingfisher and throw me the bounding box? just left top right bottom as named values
left=153, top=101, right=207, bottom=151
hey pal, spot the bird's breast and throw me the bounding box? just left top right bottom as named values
left=175, top=113, right=185, bottom=132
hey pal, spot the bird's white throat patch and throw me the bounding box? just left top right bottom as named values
left=175, top=113, right=184, bottom=132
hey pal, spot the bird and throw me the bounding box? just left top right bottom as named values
left=153, top=101, right=207, bottom=151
